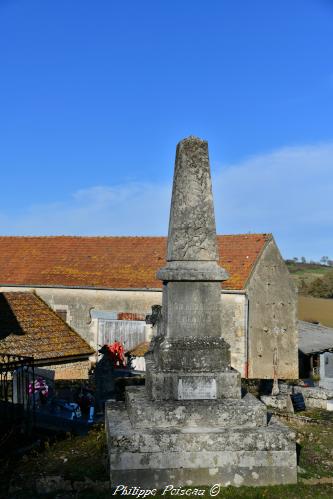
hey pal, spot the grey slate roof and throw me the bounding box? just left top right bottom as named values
left=298, top=320, right=333, bottom=354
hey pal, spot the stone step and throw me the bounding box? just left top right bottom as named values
left=106, top=401, right=297, bottom=488
left=110, top=465, right=297, bottom=489
left=125, top=387, right=267, bottom=429
left=106, top=401, right=295, bottom=453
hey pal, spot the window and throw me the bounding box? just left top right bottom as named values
left=55, top=309, right=67, bottom=322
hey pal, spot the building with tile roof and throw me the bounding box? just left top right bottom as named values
left=298, top=320, right=333, bottom=389
left=0, top=234, right=268, bottom=290
left=0, top=292, right=94, bottom=379
left=0, top=234, right=298, bottom=379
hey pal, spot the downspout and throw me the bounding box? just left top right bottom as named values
left=244, top=294, right=249, bottom=378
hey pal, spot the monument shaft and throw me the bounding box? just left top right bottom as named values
left=157, top=136, right=229, bottom=351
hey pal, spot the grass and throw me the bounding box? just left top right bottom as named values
left=286, top=410, right=333, bottom=480
left=285, top=262, right=332, bottom=288
left=3, top=424, right=108, bottom=498
left=19, top=425, right=108, bottom=481
left=5, top=413, right=333, bottom=498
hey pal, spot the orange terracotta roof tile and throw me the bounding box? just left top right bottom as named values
left=0, top=292, right=94, bottom=361
left=127, top=341, right=150, bottom=357
left=0, top=234, right=271, bottom=290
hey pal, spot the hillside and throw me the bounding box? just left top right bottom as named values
left=286, top=261, right=333, bottom=326
left=286, top=261, right=333, bottom=294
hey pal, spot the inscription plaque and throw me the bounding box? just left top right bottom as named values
left=178, top=377, right=217, bottom=400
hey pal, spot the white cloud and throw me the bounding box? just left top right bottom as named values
left=0, top=182, right=171, bottom=236
left=1, top=142, right=332, bottom=260
left=213, top=142, right=333, bottom=260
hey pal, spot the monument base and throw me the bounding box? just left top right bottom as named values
left=145, top=336, right=240, bottom=401
left=106, top=387, right=297, bottom=489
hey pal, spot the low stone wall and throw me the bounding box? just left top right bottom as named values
left=260, top=384, right=333, bottom=412
left=260, top=395, right=294, bottom=413
left=293, top=386, right=333, bottom=410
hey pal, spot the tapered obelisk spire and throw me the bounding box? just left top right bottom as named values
left=167, top=136, right=218, bottom=261
left=158, top=136, right=228, bottom=281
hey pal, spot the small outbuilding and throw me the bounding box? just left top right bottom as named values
left=298, top=320, right=333, bottom=390
left=0, top=292, right=94, bottom=379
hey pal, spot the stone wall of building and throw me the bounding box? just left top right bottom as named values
left=246, top=238, right=298, bottom=379
left=1, top=248, right=298, bottom=381
left=1, top=285, right=247, bottom=370
left=221, top=292, right=247, bottom=376
left=40, top=359, right=91, bottom=380
left=0, top=286, right=162, bottom=348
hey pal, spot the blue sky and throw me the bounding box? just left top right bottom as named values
left=0, top=0, right=332, bottom=260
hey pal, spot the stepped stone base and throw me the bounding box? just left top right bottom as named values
left=106, top=387, right=297, bottom=488
left=126, top=389, right=265, bottom=428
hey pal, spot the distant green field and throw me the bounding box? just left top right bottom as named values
left=286, top=262, right=332, bottom=287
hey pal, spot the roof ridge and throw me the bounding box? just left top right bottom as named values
left=0, top=233, right=271, bottom=239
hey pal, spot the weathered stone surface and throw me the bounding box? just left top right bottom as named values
left=147, top=137, right=231, bottom=400
left=292, top=386, right=333, bottom=409
left=158, top=137, right=228, bottom=282
left=110, top=450, right=296, bottom=473
left=166, top=136, right=219, bottom=263
left=145, top=363, right=241, bottom=401
left=160, top=281, right=224, bottom=339
left=178, top=376, right=217, bottom=400
left=294, top=386, right=333, bottom=400
left=245, top=239, right=298, bottom=379
left=125, top=387, right=265, bottom=428
left=106, top=403, right=297, bottom=488
left=157, top=260, right=228, bottom=281
left=148, top=336, right=230, bottom=372
left=110, top=465, right=297, bottom=489
left=106, top=403, right=295, bottom=453
left=260, top=395, right=294, bottom=413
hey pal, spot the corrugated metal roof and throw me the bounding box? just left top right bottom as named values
left=298, top=320, right=333, bottom=354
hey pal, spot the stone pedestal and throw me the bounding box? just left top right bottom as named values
left=106, top=137, right=297, bottom=488
left=106, top=388, right=297, bottom=488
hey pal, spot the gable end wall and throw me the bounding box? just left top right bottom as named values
left=246, top=239, right=298, bottom=379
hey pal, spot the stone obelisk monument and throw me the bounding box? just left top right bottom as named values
left=106, top=137, right=297, bottom=488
